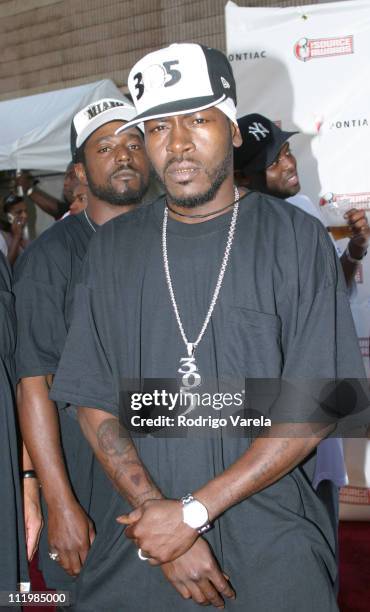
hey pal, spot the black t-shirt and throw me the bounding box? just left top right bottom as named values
left=52, top=193, right=365, bottom=409
left=13, top=212, right=105, bottom=591
left=49, top=193, right=365, bottom=610
left=14, top=212, right=96, bottom=380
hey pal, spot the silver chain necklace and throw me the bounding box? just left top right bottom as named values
left=162, top=186, right=240, bottom=393
left=84, top=210, right=96, bottom=233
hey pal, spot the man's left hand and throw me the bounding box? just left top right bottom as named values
left=345, top=208, right=370, bottom=251
left=117, top=499, right=198, bottom=564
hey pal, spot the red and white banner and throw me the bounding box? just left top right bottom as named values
left=226, top=0, right=370, bottom=496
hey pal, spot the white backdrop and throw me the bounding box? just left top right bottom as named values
left=226, top=0, right=370, bottom=501
left=0, top=79, right=126, bottom=172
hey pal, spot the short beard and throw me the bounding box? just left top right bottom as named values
left=266, top=183, right=300, bottom=200
left=85, top=165, right=148, bottom=207
left=154, top=138, right=233, bottom=208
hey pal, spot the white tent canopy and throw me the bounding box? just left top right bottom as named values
left=0, top=79, right=128, bottom=173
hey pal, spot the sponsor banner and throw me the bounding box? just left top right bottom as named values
left=355, top=265, right=364, bottom=285
left=294, top=35, right=353, bottom=62
left=226, top=0, right=370, bottom=488
left=320, top=192, right=370, bottom=209
left=359, top=337, right=370, bottom=358
left=319, top=191, right=370, bottom=228
left=339, top=485, right=370, bottom=505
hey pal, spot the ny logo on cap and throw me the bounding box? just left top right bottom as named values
left=248, top=122, right=270, bottom=141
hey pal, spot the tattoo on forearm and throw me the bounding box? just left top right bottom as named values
left=130, top=473, right=142, bottom=487
left=251, top=438, right=304, bottom=488
left=96, top=417, right=161, bottom=507
left=97, top=418, right=132, bottom=457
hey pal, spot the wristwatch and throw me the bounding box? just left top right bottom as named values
left=181, top=494, right=211, bottom=534
left=345, top=245, right=367, bottom=263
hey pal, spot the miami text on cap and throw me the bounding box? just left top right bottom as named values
left=71, top=98, right=138, bottom=161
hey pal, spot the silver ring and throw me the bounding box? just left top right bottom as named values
left=48, top=551, right=59, bottom=562
left=137, top=548, right=149, bottom=561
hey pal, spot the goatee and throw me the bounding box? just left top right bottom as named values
left=154, top=141, right=233, bottom=208
left=85, top=165, right=148, bottom=207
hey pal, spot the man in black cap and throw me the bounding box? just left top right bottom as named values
left=51, top=44, right=367, bottom=611
left=234, top=113, right=369, bottom=286
left=234, top=113, right=300, bottom=198
left=15, top=98, right=151, bottom=593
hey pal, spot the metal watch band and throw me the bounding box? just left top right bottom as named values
left=181, top=493, right=194, bottom=505
left=197, top=522, right=212, bottom=535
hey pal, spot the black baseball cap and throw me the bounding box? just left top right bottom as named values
left=117, top=43, right=238, bottom=132
left=234, top=113, right=298, bottom=174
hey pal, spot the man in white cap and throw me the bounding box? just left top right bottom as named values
left=15, top=98, right=151, bottom=593
left=51, top=45, right=367, bottom=611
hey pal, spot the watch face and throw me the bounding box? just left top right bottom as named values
left=183, top=500, right=208, bottom=529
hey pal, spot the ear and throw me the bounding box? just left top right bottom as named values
left=74, top=163, right=88, bottom=187
left=231, top=122, right=243, bottom=148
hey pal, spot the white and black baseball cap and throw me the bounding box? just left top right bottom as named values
left=234, top=113, right=298, bottom=174
left=71, top=98, right=138, bottom=161
left=117, top=43, right=237, bottom=133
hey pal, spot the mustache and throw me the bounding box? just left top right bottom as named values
left=164, top=157, right=203, bottom=173
left=111, top=164, right=137, bottom=177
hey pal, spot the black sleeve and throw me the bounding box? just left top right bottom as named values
left=0, top=253, right=16, bottom=360
left=0, top=252, right=11, bottom=293
left=277, top=214, right=369, bottom=430
left=13, top=243, right=68, bottom=380
left=282, top=221, right=365, bottom=378
left=50, top=243, right=118, bottom=415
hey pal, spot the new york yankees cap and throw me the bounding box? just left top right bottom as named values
left=71, top=98, right=138, bottom=162
left=234, top=113, right=298, bottom=174
left=116, top=43, right=237, bottom=133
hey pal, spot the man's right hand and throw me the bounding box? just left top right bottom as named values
left=15, top=171, right=34, bottom=193
left=161, top=537, right=235, bottom=608
left=47, top=501, right=95, bottom=577
left=15, top=171, right=35, bottom=193
left=10, top=218, right=25, bottom=240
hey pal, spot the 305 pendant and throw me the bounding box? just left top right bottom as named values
left=178, top=343, right=201, bottom=415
